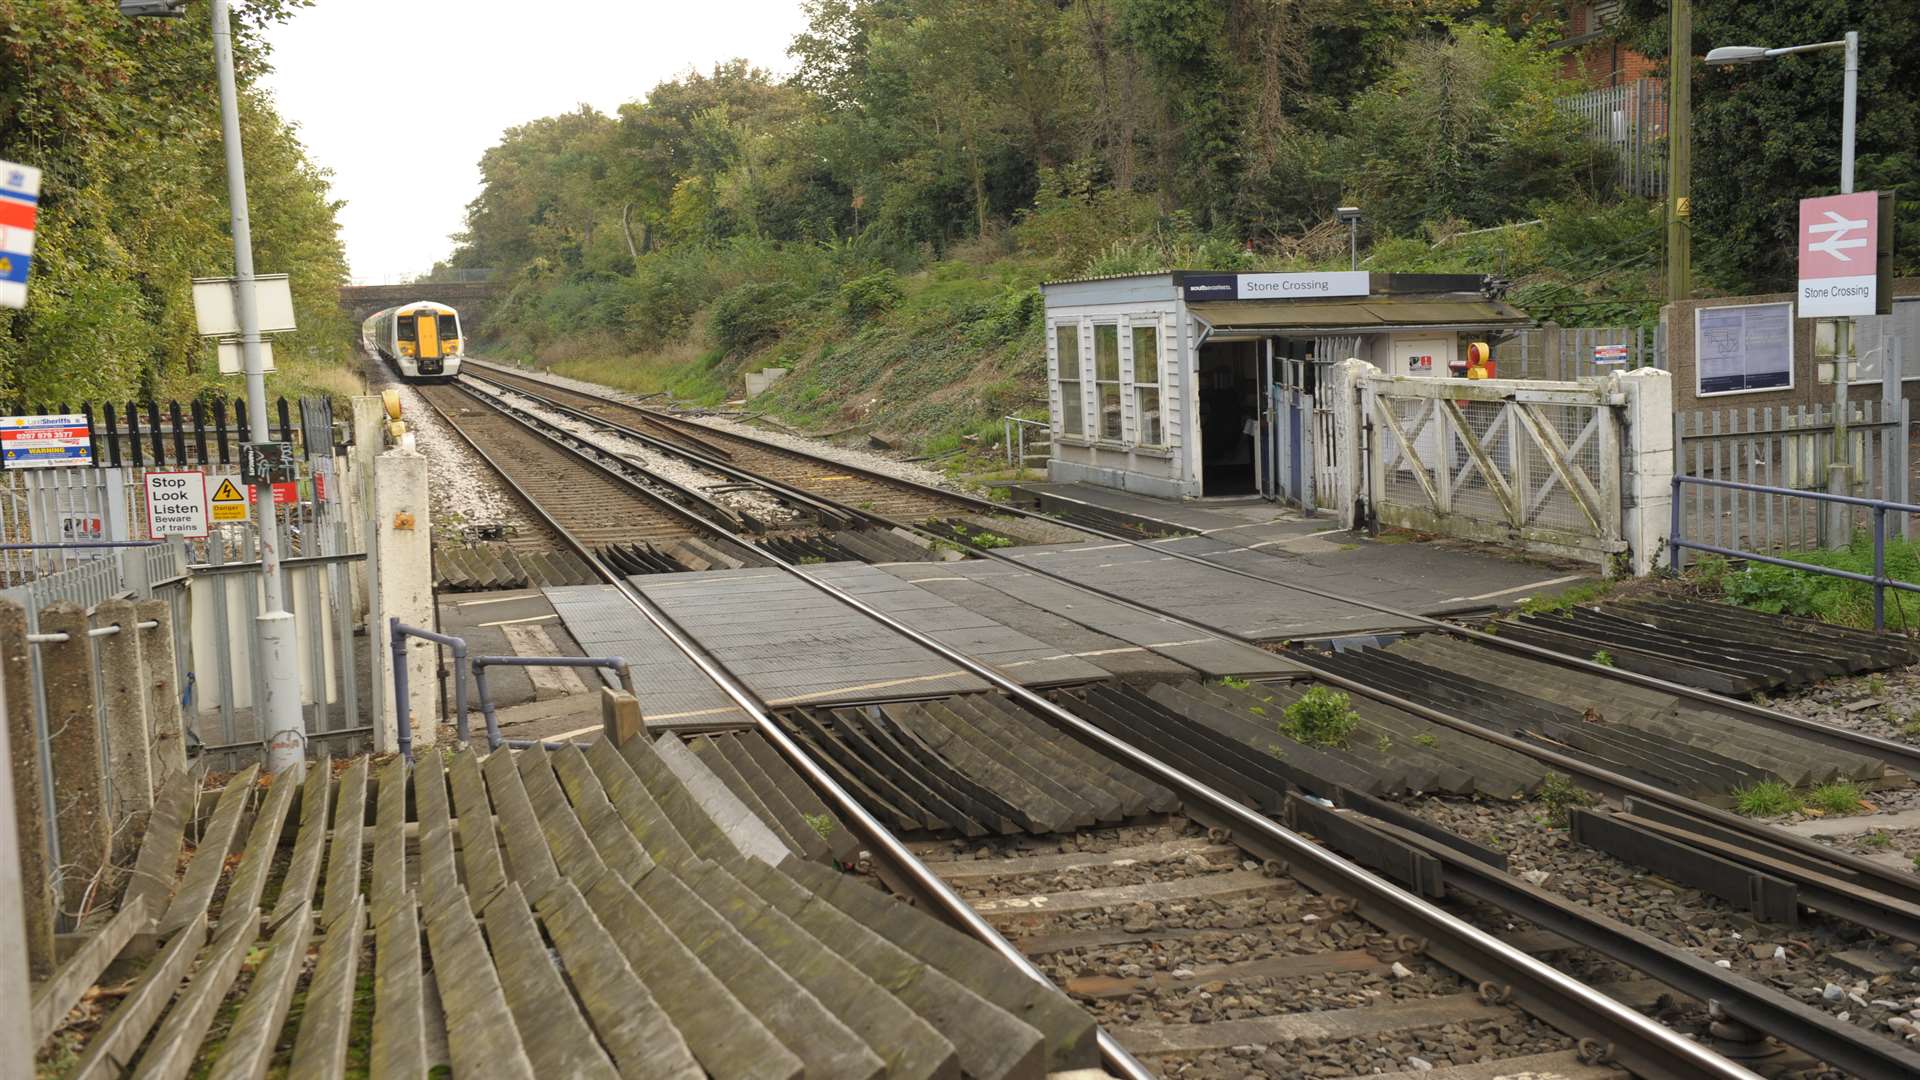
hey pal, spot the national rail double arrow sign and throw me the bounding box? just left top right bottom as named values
left=1797, top=190, right=1893, bottom=318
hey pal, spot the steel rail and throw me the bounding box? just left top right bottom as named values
left=484, top=366, right=1920, bottom=908
left=455, top=371, right=1758, bottom=1079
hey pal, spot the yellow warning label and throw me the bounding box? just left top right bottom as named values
left=210, top=476, right=248, bottom=522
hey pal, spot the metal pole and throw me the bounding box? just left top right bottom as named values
left=1348, top=219, right=1358, bottom=271
left=1666, top=0, right=1692, bottom=304
left=1827, top=31, right=1860, bottom=548
left=212, top=0, right=302, bottom=775
left=1873, top=506, right=1886, bottom=631
left=0, top=640, right=32, bottom=1079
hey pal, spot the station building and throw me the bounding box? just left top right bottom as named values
left=1040, top=271, right=1532, bottom=499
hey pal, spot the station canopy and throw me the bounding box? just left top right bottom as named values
left=1190, top=296, right=1531, bottom=336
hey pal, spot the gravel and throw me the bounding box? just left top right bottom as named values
left=1409, top=795, right=1920, bottom=1064
left=364, top=351, right=532, bottom=538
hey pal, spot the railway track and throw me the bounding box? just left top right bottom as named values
left=411, top=380, right=761, bottom=574
left=466, top=362, right=990, bottom=523
left=437, top=362, right=1920, bottom=1075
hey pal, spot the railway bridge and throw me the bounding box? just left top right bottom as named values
left=338, top=279, right=504, bottom=325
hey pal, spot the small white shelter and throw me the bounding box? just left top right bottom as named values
left=1041, top=271, right=1532, bottom=499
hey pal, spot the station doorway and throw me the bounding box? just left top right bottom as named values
left=1198, top=340, right=1261, bottom=495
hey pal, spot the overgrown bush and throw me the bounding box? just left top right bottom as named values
left=840, top=270, right=904, bottom=323
left=1281, top=686, right=1359, bottom=748
left=709, top=281, right=798, bottom=356
left=1717, top=533, right=1920, bottom=629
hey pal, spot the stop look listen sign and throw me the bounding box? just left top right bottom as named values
left=145, top=470, right=209, bottom=538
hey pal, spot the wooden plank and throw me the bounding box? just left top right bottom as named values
left=483, top=749, right=558, bottom=902
left=320, top=757, right=368, bottom=929
left=424, top=888, right=536, bottom=1080
left=369, top=896, right=428, bottom=1080
left=206, top=900, right=313, bottom=1080
left=584, top=738, right=698, bottom=870
left=482, top=884, right=618, bottom=1079
left=370, top=755, right=410, bottom=926
left=414, top=751, right=460, bottom=916
left=126, top=906, right=258, bottom=1080
left=969, top=869, right=1287, bottom=924
left=447, top=748, right=506, bottom=912
left=534, top=880, right=702, bottom=1080
left=288, top=894, right=364, bottom=1080
left=122, top=770, right=195, bottom=927
left=69, top=911, right=206, bottom=1080
left=156, top=766, right=257, bottom=938
left=271, top=757, right=332, bottom=922
left=516, top=748, right=608, bottom=888
left=29, top=895, right=147, bottom=1043
left=220, top=766, right=297, bottom=922
left=548, top=744, right=654, bottom=884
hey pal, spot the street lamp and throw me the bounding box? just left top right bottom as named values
left=126, top=0, right=305, bottom=775
left=1335, top=206, right=1362, bottom=272
left=1707, top=30, right=1861, bottom=546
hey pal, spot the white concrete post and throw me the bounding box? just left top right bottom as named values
left=371, top=448, right=435, bottom=754
left=346, top=395, right=386, bottom=622
left=1324, top=359, right=1378, bottom=530
left=1612, top=367, right=1675, bottom=576
left=0, top=632, right=31, bottom=1080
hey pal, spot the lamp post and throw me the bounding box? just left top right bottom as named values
left=1336, top=206, right=1362, bottom=272
left=125, top=0, right=305, bottom=773
left=1708, top=31, right=1860, bottom=547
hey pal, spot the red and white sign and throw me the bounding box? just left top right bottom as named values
left=0, top=160, right=40, bottom=311
left=144, top=470, right=209, bottom=538
left=1799, top=191, right=1880, bottom=317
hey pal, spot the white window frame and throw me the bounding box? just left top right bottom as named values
left=1090, top=321, right=1124, bottom=443
left=1125, top=317, right=1167, bottom=448
left=1051, top=319, right=1086, bottom=438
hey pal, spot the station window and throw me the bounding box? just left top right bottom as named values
left=1093, top=324, right=1122, bottom=440
left=1132, top=323, right=1163, bottom=446
left=1055, top=324, right=1083, bottom=436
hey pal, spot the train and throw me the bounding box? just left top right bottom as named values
left=362, top=301, right=465, bottom=382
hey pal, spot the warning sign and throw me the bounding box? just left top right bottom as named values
left=145, top=471, right=208, bottom=537
left=210, top=475, right=249, bottom=522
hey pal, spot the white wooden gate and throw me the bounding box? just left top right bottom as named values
left=1366, top=376, right=1626, bottom=566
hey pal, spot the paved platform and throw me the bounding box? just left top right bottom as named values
left=545, top=585, right=751, bottom=730
left=438, top=590, right=591, bottom=712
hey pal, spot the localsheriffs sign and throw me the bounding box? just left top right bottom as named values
left=1, top=414, right=91, bottom=469
left=1798, top=190, right=1893, bottom=318
left=144, top=471, right=209, bottom=537
left=1181, top=272, right=1369, bottom=302
left=0, top=159, right=39, bottom=310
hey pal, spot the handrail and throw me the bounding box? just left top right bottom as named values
left=1669, top=474, right=1919, bottom=631
left=388, top=619, right=468, bottom=760
left=470, top=654, right=634, bottom=750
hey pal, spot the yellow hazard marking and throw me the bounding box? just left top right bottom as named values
left=211, top=478, right=245, bottom=502
left=210, top=477, right=248, bottom=521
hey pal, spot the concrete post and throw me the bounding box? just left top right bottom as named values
left=0, top=610, right=33, bottom=1080
left=39, top=603, right=110, bottom=914
left=0, top=599, right=54, bottom=977
left=1612, top=367, right=1675, bottom=576
left=94, top=600, right=153, bottom=863
left=601, top=688, right=643, bottom=748
left=1323, top=359, right=1378, bottom=530
left=347, top=395, right=386, bottom=622
left=372, top=448, right=435, bottom=754
left=137, top=599, right=187, bottom=789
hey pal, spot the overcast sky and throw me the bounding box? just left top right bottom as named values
left=262, top=1, right=809, bottom=284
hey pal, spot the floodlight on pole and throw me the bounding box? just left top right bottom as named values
left=126, top=0, right=306, bottom=776
left=1336, top=207, right=1362, bottom=272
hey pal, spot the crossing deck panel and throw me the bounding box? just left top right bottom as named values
left=543, top=583, right=749, bottom=729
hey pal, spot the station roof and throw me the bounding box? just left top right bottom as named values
left=1189, top=296, right=1530, bottom=335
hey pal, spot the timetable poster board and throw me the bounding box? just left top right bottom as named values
left=1697, top=301, right=1794, bottom=396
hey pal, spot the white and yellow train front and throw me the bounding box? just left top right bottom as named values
left=362, top=301, right=465, bottom=382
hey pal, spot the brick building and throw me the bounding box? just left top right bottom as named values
left=1554, top=2, right=1658, bottom=88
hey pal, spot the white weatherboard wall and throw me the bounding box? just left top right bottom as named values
left=370, top=448, right=434, bottom=753
left=1043, top=274, right=1196, bottom=499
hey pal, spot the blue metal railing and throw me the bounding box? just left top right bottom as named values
left=1669, top=474, right=1920, bottom=632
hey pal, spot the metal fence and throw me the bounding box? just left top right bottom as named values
left=1558, top=78, right=1667, bottom=198
left=1493, top=324, right=1660, bottom=381
left=1672, top=399, right=1912, bottom=558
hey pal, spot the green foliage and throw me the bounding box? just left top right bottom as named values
left=0, top=0, right=353, bottom=404
left=1719, top=533, right=1920, bottom=629
left=1414, top=732, right=1438, bottom=747
left=1536, top=771, right=1595, bottom=823
left=1517, top=580, right=1612, bottom=615
left=1903, top=715, right=1920, bottom=738
left=1869, top=674, right=1889, bottom=698
left=710, top=281, right=799, bottom=355
left=1591, top=650, right=1614, bottom=667
left=803, top=812, right=837, bottom=839
left=1733, top=781, right=1802, bottom=818
left=1281, top=686, right=1360, bottom=748
left=1807, top=783, right=1865, bottom=816
left=1864, top=829, right=1893, bottom=849
left=839, top=270, right=903, bottom=323
left=1374, top=733, right=1393, bottom=753
left=1220, top=676, right=1252, bottom=690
